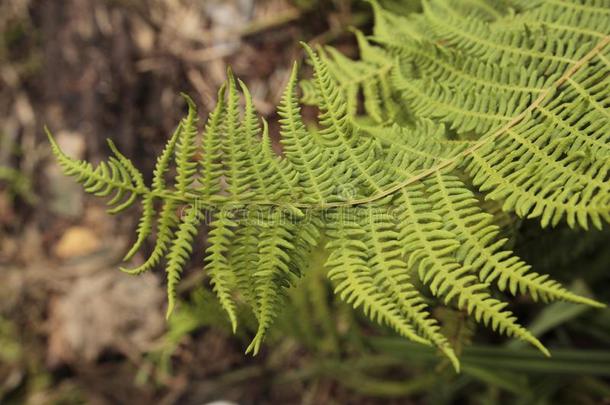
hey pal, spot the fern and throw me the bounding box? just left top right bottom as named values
left=301, top=31, right=396, bottom=123
left=47, top=0, right=609, bottom=371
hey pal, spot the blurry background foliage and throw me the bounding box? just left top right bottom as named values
left=1, top=0, right=609, bottom=404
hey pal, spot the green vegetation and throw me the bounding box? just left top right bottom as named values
left=47, top=0, right=609, bottom=375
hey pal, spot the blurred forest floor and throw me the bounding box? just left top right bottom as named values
left=0, top=1, right=389, bottom=403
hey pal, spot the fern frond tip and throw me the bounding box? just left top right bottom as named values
left=45, top=127, right=65, bottom=160
left=574, top=296, right=606, bottom=309
left=165, top=302, right=175, bottom=321
left=118, top=265, right=146, bottom=276
left=44, top=126, right=56, bottom=145
left=300, top=41, right=315, bottom=56
left=226, top=66, right=236, bottom=83
left=532, top=338, right=551, bottom=358
left=179, top=92, right=196, bottom=110
left=105, top=138, right=119, bottom=155
left=245, top=334, right=263, bottom=356
left=442, top=347, right=460, bottom=373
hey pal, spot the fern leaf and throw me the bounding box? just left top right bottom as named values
left=279, top=62, right=341, bottom=203
left=165, top=205, right=202, bottom=318
left=106, top=139, right=146, bottom=191
left=120, top=199, right=179, bottom=275
left=397, top=184, right=549, bottom=355
left=48, top=0, right=610, bottom=365
left=259, top=118, right=301, bottom=200
left=427, top=172, right=603, bottom=307
left=309, top=37, right=395, bottom=123
left=174, top=94, right=199, bottom=194
left=303, top=44, right=392, bottom=195
left=421, top=0, right=582, bottom=70
left=205, top=210, right=239, bottom=332
left=104, top=139, right=155, bottom=261
left=238, top=81, right=299, bottom=201
left=247, top=210, right=297, bottom=355
left=289, top=216, right=322, bottom=276
left=152, top=121, right=182, bottom=192
left=499, top=0, right=610, bottom=41
left=198, top=85, right=226, bottom=200
left=392, top=66, right=527, bottom=135
left=229, top=212, right=261, bottom=308
left=362, top=206, right=460, bottom=371
left=325, top=210, right=432, bottom=348
left=123, top=193, right=155, bottom=261
left=222, top=71, right=255, bottom=201
left=46, top=128, right=148, bottom=214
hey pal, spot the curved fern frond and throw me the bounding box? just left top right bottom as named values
left=46, top=127, right=149, bottom=214
left=426, top=172, right=604, bottom=307
left=302, top=32, right=396, bottom=123
left=497, top=0, right=609, bottom=41
left=123, top=194, right=154, bottom=261
left=396, top=184, right=549, bottom=356
left=279, top=62, right=344, bottom=204
left=325, top=210, right=432, bottom=348
left=247, top=210, right=298, bottom=355
left=364, top=2, right=610, bottom=229
left=120, top=199, right=179, bottom=275
left=205, top=209, right=239, bottom=332
left=197, top=85, right=226, bottom=201
left=421, top=0, right=585, bottom=71
left=48, top=0, right=609, bottom=370
left=386, top=39, right=549, bottom=96
left=303, top=43, right=394, bottom=197
left=175, top=94, right=199, bottom=194
left=165, top=205, right=202, bottom=318
left=362, top=205, right=459, bottom=371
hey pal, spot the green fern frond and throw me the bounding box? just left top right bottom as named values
left=247, top=210, right=298, bottom=354
left=123, top=194, right=154, bottom=261
left=363, top=1, right=610, bottom=229
left=205, top=209, right=239, bottom=332
left=498, top=0, right=610, bottom=41
left=301, top=33, right=396, bottom=123
left=229, top=211, right=261, bottom=308
left=325, top=211, right=432, bottom=349
left=361, top=206, right=460, bottom=371
left=394, top=183, right=547, bottom=356
left=289, top=217, right=323, bottom=275
left=46, top=127, right=149, bottom=214
left=238, top=81, right=274, bottom=200
left=175, top=94, right=199, bottom=194
left=120, top=199, right=179, bottom=275
left=303, top=43, right=394, bottom=196
left=165, top=205, right=202, bottom=318
left=421, top=0, right=585, bottom=71
left=426, top=172, right=603, bottom=307
left=260, top=118, right=301, bottom=199
left=239, top=80, right=300, bottom=201
left=279, top=62, right=343, bottom=203
left=369, top=0, right=427, bottom=43
left=197, top=85, right=225, bottom=201
left=47, top=0, right=609, bottom=371
left=221, top=70, right=255, bottom=202
left=152, top=114, right=182, bottom=192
